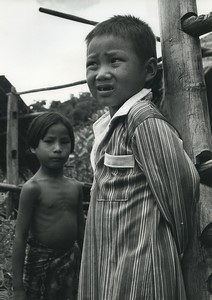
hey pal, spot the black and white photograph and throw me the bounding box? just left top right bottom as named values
left=0, top=1, right=212, bottom=299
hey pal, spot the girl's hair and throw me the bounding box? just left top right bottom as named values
left=85, top=15, right=157, bottom=63
left=27, top=112, right=75, bottom=152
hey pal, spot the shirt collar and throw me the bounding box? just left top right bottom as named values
left=93, top=88, right=152, bottom=137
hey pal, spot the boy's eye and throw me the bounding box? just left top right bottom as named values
left=86, top=61, right=97, bottom=69
left=111, top=58, right=120, bottom=63
left=111, top=58, right=122, bottom=66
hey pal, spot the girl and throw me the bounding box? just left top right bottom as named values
left=12, top=112, right=85, bottom=300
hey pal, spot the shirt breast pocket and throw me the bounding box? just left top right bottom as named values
left=96, top=153, right=135, bottom=202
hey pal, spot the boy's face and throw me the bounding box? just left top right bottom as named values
left=31, top=123, right=72, bottom=170
left=86, top=34, right=155, bottom=116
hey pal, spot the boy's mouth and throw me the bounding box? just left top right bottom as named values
left=97, top=84, right=114, bottom=92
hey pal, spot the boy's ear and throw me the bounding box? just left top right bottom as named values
left=144, top=57, right=158, bottom=83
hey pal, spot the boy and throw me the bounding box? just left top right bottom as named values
left=78, top=15, right=200, bottom=299
left=12, top=112, right=85, bottom=300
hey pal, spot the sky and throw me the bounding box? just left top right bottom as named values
left=1, top=0, right=212, bottom=107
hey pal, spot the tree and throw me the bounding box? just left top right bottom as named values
left=29, top=100, right=47, bottom=112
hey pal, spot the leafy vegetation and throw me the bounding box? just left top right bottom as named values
left=30, top=92, right=103, bottom=127
left=0, top=198, right=15, bottom=298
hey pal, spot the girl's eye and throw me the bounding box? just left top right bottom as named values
left=61, top=140, right=70, bottom=145
left=43, top=139, right=52, bottom=144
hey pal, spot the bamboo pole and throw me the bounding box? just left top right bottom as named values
left=39, top=7, right=98, bottom=26
left=39, top=7, right=161, bottom=42
left=182, top=11, right=212, bottom=37
left=16, top=79, right=87, bottom=96
left=202, top=47, right=212, bottom=58
left=0, top=183, right=21, bottom=193
left=158, top=0, right=212, bottom=162
left=0, top=112, right=44, bottom=121
left=158, top=0, right=212, bottom=299
left=0, top=182, right=90, bottom=211
left=6, top=87, right=19, bottom=217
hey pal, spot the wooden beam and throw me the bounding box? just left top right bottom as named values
left=182, top=11, right=212, bottom=37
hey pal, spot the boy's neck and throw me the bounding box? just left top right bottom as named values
left=109, top=88, right=151, bottom=118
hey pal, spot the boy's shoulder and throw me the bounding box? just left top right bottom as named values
left=127, top=98, right=181, bottom=138
left=128, top=99, right=166, bottom=127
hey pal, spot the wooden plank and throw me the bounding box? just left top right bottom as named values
left=6, top=86, right=19, bottom=217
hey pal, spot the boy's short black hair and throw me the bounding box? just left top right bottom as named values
left=27, top=112, right=75, bottom=153
left=85, top=15, right=157, bottom=63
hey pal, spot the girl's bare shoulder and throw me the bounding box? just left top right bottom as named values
left=21, top=175, right=41, bottom=194
left=64, top=177, right=84, bottom=191
left=18, top=176, right=42, bottom=208
left=64, top=176, right=81, bottom=184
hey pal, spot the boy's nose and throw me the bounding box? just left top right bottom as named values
left=96, top=66, right=112, bottom=81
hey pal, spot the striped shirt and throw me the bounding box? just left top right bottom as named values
left=78, top=89, right=200, bottom=300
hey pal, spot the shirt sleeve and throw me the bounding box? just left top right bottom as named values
left=132, top=117, right=200, bottom=255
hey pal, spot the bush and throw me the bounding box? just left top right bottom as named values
left=0, top=215, right=15, bottom=299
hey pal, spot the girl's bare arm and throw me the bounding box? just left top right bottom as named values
left=12, top=180, right=39, bottom=294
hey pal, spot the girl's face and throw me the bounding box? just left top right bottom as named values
left=86, top=34, right=156, bottom=116
left=31, top=122, right=72, bottom=171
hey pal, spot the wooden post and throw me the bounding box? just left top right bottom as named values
left=6, top=86, right=19, bottom=217
left=158, top=0, right=212, bottom=299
